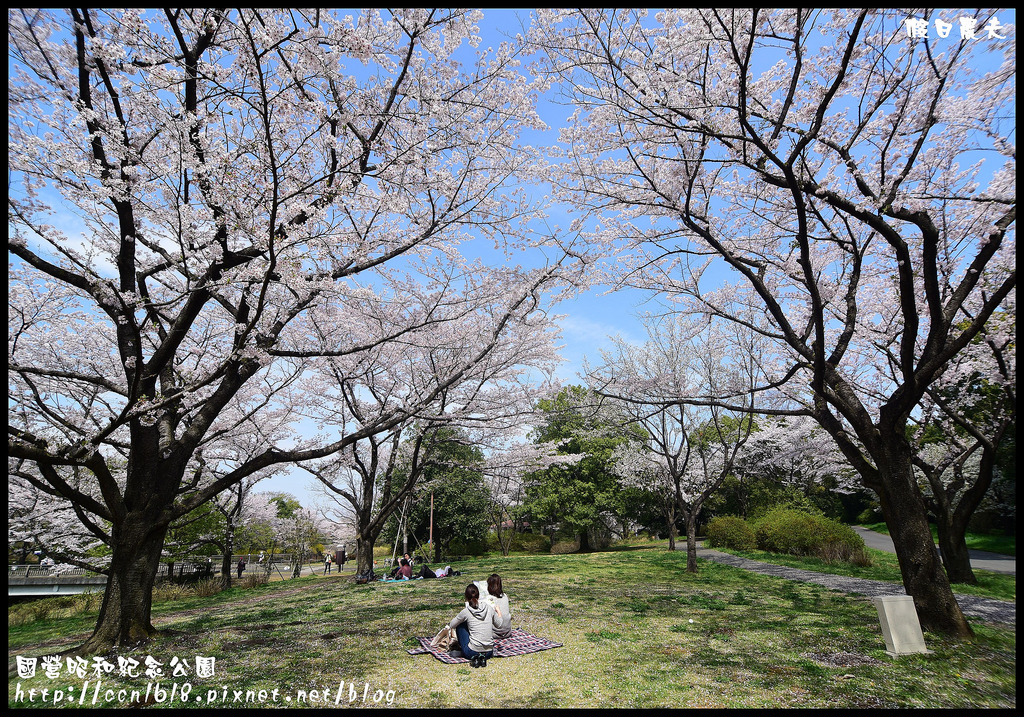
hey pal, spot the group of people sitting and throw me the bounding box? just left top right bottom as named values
left=446, top=573, right=511, bottom=668
left=385, top=556, right=512, bottom=668
left=390, top=554, right=456, bottom=581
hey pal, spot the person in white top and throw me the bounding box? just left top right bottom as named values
left=473, top=573, right=512, bottom=639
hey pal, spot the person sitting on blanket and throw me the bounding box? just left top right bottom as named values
left=397, top=558, right=413, bottom=580
left=475, top=573, right=511, bottom=639
left=449, top=583, right=502, bottom=668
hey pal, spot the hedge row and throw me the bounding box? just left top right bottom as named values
left=706, top=508, right=870, bottom=566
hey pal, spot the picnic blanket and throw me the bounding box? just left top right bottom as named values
left=408, top=628, right=562, bottom=664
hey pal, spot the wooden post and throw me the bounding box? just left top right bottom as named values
left=402, top=496, right=410, bottom=556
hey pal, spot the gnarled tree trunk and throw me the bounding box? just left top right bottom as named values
left=76, top=512, right=171, bottom=655
left=874, top=437, right=973, bottom=637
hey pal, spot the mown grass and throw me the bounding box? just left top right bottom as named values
left=8, top=547, right=1016, bottom=709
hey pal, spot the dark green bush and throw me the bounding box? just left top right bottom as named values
left=753, top=508, right=869, bottom=565
left=511, top=531, right=552, bottom=553
left=449, top=537, right=488, bottom=556
left=706, top=515, right=757, bottom=550
left=486, top=530, right=552, bottom=554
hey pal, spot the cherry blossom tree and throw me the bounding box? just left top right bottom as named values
left=304, top=421, right=430, bottom=577
left=266, top=494, right=334, bottom=578
left=530, top=8, right=1014, bottom=636
left=207, top=473, right=275, bottom=588
left=8, top=8, right=580, bottom=653
left=294, top=275, right=564, bottom=575
left=481, top=441, right=573, bottom=555
left=736, top=414, right=862, bottom=516
left=8, top=470, right=108, bottom=571
left=590, top=313, right=759, bottom=571
left=235, top=490, right=290, bottom=575
left=911, top=305, right=1015, bottom=584
left=231, top=491, right=333, bottom=577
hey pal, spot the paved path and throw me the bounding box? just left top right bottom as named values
left=851, top=526, right=1016, bottom=575
left=680, top=532, right=1015, bottom=626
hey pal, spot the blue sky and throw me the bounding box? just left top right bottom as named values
left=11, top=9, right=1014, bottom=515
left=263, top=9, right=648, bottom=507
left=264, top=7, right=1017, bottom=510
left=468, top=9, right=652, bottom=381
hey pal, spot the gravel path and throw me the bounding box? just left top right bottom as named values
left=685, top=544, right=1015, bottom=626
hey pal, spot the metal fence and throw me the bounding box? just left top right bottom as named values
left=8, top=565, right=100, bottom=579
left=8, top=554, right=307, bottom=581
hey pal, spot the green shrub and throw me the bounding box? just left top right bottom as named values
left=487, top=530, right=552, bottom=554
left=153, top=581, right=191, bottom=604
left=706, top=516, right=757, bottom=550
left=857, top=505, right=883, bottom=524
left=549, top=526, right=582, bottom=554
left=449, top=537, right=488, bottom=556
left=29, top=601, right=54, bottom=622
left=80, top=590, right=101, bottom=613
left=814, top=520, right=872, bottom=566
left=550, top=537, right=581, bottom=554
left=753, top=508, right=869, bottom=565
left=754, top=508, right=820, bottom=555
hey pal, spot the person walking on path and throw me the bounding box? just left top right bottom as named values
left=324, top=553, right=332, bottom=574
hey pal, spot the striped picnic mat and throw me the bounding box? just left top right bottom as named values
left=408, top=628, right=562, bottom=663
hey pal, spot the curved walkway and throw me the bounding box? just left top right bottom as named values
left=850, top=526, right=1016, bottom=575
left=682, top=539, right=1015, bottom=626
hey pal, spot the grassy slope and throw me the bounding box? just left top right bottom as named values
left=8, top=546, right=1016, bottom=709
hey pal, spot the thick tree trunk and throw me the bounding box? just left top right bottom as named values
left=73, top=440, right=188, bottom=655
left=76, top=514, right=169, bottom=655
left=666, top=500, right=677, bottom=552
left=684, top=511, right=699, bottom=574
left=579, top=528, right=593, bottom=552
left=927, top=447, right=998, bottom=587
left=875, top=440, right=973, bottom=637
left=936, top=516, right=977, bottom=585
left=355, top=534, right=376, bottom=577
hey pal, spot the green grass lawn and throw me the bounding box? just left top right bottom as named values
left=8, top=547, right=1015, bottom=709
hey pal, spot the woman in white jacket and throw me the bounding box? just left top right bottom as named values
left=449, top=583, right=502, bottom=668
left=474, top=574, right=512, bottom=639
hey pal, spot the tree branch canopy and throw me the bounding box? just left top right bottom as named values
left=8, top=9, right=579, bottom=617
